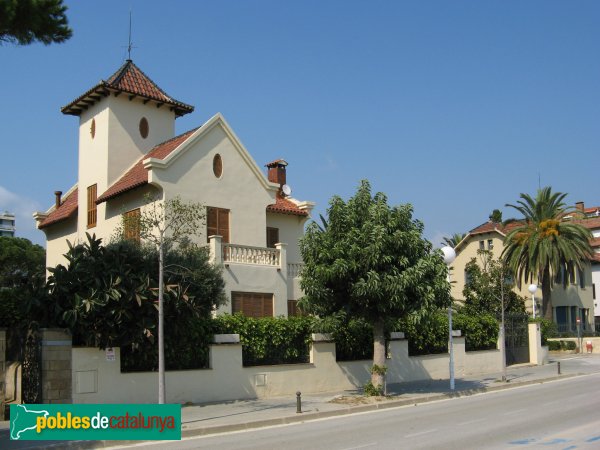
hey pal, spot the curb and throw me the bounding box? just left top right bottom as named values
left=0, top=373, right=581, bottom=449
left=180, top=373, right=579, bottom=439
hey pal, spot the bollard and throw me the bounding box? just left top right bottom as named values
left=557, top=361, right=561, bottom=375
left=296, top=391, right=302, bottom=413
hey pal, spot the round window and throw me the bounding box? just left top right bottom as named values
left=213, top=154, right=223, bottom=178
left=90, top=118, right=96, bottom=139
left=139, top=117, right=149, bottom=139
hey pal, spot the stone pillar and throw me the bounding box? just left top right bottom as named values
left=275, top=242, right=287, bottom=274
left=209, top=235, right=223, bottom=264
left=0, top=329, right=6, bottom=419
left=41, top=329, right=72, bottom=404
left=528, top=322, right=543, bottom=365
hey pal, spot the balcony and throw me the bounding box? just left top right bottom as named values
left=223, top=243, right=280, bottom=266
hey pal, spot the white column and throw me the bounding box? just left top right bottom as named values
left=209, top=235, right=223, bottom=264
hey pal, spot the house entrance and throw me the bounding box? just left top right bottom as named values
left=504, top=313, right=529, bottom=366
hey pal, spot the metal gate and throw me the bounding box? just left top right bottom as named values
left=504, top=313, right=530, bottom=366
left=22, top=327, right=42, bottom=403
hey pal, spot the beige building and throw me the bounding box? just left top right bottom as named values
left=34, top=60, right=314, bottom=317
left=451, top=217, right=595, bottom=333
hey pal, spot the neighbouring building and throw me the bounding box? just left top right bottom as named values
left=34, top=59, right=314, bottom=317
left=0, top=212, right=16, bottom=237
left=451, top=205, right=598, bottom=333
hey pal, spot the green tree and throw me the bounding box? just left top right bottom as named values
left=120, top=195, right=207, bottom=404
left=45, top=234, right=225, bottom=357
left=441, top=233, right=466, bottom=247
left=462, top=250, right=526, bottom=316
left=0, top=236, right=45, bottom=328
left=489, top=209, right=503, bottom=223
left=502, top=187, right=592, bottom=320
left=299, top=180, right=451, bottom=394
left=0, top=0, right=72, bottom=45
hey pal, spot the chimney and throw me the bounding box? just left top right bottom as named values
left=265, top=159, right=288, bottom=186
left=575, top=201, right=584, bottom=213
left=54, top=191, right=62, bottom=209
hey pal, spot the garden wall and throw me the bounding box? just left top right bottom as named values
left=72, top=335, right=505, bottom=404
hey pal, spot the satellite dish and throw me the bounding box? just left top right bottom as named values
left=281, top=184, right=292, bottom=197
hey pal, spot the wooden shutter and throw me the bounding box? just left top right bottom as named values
left=87, top=184, right=97, bottom=228
left=266, top=227, right=279, bottom=248
left=207, top=207, right=229, bottom=243
left=218, top=208, right=229, bottom=243
left=123, top=208, right=141, bottom=242
left=232, top=292, right=273, bottom=318
left=287, top=300, right=301, bottom=317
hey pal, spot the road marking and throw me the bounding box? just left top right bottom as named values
left=405, top=428, right=438, bottom=438
left=458, top=418, right=485, bottom=426
left=341, top=443, right=378, bottom=450
left=504, top=408, right=527, bottom=415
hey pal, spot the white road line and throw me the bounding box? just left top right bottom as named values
left=341, top=443, right=379, bottom=450
left=405, top=428, right=438, bottom=438
left=504, top=408, right=528, bottom=415
left=458, top=418, right=485, bottom=426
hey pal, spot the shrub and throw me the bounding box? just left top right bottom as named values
left=547, top=340, right=561, bottom=351
left=395, top=312, right=449, bottom=356
left=214, top=314, right=313, bottom=366
left=454, top=312, right=498, bottom=351
left=330, top=318, right=373, bottom=361
left=562, top=340, right=576, bottom=351
left=363, top=381, right=383, bottom=396
left=531, top=318, right=557, bottom=345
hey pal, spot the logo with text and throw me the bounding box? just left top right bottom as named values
left=10, top=404, right=181, bottom=440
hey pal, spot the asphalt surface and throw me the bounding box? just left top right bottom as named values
left=1, top=353, right=598, bottom=449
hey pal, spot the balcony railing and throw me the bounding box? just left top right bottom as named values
left=223, top=243, right=280, bottom=266
left=287, top=263, right=304, bottom=278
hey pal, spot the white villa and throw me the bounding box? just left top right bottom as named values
left=34, top=60, right=314, bottom=317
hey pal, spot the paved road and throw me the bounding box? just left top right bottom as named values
left=120, top=371, right=600, bottom=449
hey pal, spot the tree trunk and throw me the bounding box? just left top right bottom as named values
left=371, top=318, right=386, bottom=390
left=158, top=239, right=165, bottom=404
left=541, top=265, right=553, bottom=321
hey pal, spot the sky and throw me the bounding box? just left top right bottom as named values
left=1, top=0, right=599, bottom=247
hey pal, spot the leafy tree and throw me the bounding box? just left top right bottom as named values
left=0, top=0, right=72, bottom=45
left=117, top=195, right=207, bottom=403
left=502, top=187, right=592, bottom=320
left=299, top=180, right=451, bottom=394
left=0, top=236, right=45, bottom=328
left=489, top=209, right=503, bottom=223
left=45, top=234, right=225, bottom=362
left=442, top=233, right=466, bottom=247
left=462, top=250, right=526, bottom=317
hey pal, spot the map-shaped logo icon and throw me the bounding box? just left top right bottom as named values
left=10, top=404, right=49, bottom=440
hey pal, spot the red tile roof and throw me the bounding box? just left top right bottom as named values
left=572, top=216, right=600, bottom=231
left=96, top=128, right=198, bottom=204
left=61, top=60, right=193, bottom=117
left=267, top=196, right=308, bottom=217
left=38, top=188, right=78, bottom=229
left=469, top=220, right=522, bottom=236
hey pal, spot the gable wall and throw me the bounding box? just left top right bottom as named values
left=149, top=123, right=276, bottom=247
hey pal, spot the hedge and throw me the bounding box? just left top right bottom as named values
left=213, top=314, right=313, bottom=366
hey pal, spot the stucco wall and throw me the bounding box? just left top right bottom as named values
left=71, top=336, right=505, bottom=405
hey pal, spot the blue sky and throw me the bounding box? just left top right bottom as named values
left=2, top=0, right=599, bottom=247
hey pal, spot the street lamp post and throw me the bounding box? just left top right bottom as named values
left=528, top=284, right=538, bottom=319
left=442, top=246, right=456, bottom=390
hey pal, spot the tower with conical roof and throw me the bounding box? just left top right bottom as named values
left=61, top=60, right=193, bottom=233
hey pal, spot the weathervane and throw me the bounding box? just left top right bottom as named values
left=124, top=10, right=136, bottom=60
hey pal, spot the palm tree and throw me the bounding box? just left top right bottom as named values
left=442, top=233, right=466, bottom=248
left=502, top=187, right=592, bottom=320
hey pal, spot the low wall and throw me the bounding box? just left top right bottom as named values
left=72, top=336, right=503, bottom=404
left=549, top=337, right=600, bottom=353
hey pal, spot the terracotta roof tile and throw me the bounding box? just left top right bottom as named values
left=469, top=221, right=522, bottom=236
left=38, top=188, right=78, bottom=229
left=97, top=128, right=198, bottom=204
left=267, top=196, right=308, bottom=217
left=61, top=60, right=193, bottom=117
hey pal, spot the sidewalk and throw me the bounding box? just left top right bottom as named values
left=0, top=353, right=595, bottom=449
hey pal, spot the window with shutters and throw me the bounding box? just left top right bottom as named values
left=207, top=207, right=230, bottom=243
left=87, top=184, right=97, bottom=228
left=232, top=292, right=273, bottom=318
left=123, top=208, right=141, bottom=243
left=287, top=300, right=302, bottom=317
left=266, top=227, right=279, bottom=248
